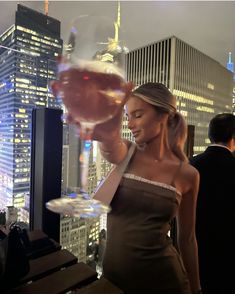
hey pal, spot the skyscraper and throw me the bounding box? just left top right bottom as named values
left=0, top=4, right=62, bottom=209
left=126, top=36, right=233, bottom=154
left=226, top=52, right=235, bottom=113
left=227, top=52, right=234, bottom=74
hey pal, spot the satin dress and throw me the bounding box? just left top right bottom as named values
left=103, top=173, right=191, bottom=294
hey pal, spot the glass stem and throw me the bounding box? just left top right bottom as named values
left=79, top=139, right=92, bottom=196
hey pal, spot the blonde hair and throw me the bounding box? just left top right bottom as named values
left=132, top=83, right=188, bottom=162
left=168, top=112, right=188, bottom=162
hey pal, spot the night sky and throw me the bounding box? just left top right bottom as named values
left=0, top=1, right=235, bottom=68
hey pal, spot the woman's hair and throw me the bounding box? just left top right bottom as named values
left=132, top=82, right=188, bottom=161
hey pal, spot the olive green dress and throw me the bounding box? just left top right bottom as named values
left=102, top=173, right=191, bottom=294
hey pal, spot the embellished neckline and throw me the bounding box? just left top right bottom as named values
left=123, top=173, right=182, bottom=196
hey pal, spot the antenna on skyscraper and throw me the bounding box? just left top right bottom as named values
left=114, top=1, right=121, bottom=44
left=44, top=0, right=49, bottom=16
left=104, top=1, right=121, bottom=51
left=97, top=1, right=122, bottom=51
left=227, top=52, right=234, bottom=73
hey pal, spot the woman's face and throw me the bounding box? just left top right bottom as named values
left=125, top=95, right=166, bottom=144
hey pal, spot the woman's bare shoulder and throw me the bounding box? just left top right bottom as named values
left=180, top=162, right=200, bottom=190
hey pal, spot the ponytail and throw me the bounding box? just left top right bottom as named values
left=168, top=112, right=188, bottom=162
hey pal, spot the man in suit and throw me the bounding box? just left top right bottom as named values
left=190, top=113, right=235, bottom=294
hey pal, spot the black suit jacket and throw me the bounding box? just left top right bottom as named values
left=190, top=146, right=235, bottom=291
left=190, top=146, right=235, bottom=247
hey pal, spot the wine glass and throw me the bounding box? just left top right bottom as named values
left=46, top=15, right=129, bottom=218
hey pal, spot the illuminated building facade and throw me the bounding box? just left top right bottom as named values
left=126, top=36, right=233, bottom=154
left=0, top=4, right=62, bottom=209
left=60, top=217, right=87, bottom=263
left=60, top=214, right=99, bottom=264
left=226, top=52, right=235, bottom=114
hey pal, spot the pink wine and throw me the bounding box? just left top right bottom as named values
left=59, top=67, right=125, bottom=125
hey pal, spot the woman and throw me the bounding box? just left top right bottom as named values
left=63, top=82, right=201, bottom=293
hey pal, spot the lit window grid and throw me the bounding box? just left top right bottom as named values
left=60, top=216, right=88, bottom=262
left=126, top=36, right=233, bottom=155
left=0, top=20, right=62, bottom=209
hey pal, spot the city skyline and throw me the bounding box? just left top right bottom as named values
left=0, top=1, right=235, bottom=69
left=0, top=2, right=233, bottom=268
left=0, top=4, right=62, bottom=210
left=126, top=36, right=233, bottom=154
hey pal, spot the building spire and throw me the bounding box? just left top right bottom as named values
left=44, top=0, right=49, bottom=16
left=227, top=52, right=234, bottom=73
left=114, top=1, right=121, bottom=43
left=106, top=1, right=121, bottom=52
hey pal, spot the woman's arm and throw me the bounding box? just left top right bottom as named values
left=86, top=106, right=130, bottom=164
left=99, top=138, right=129, bottom=164
left=176, top=165, right=201, bottom=294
